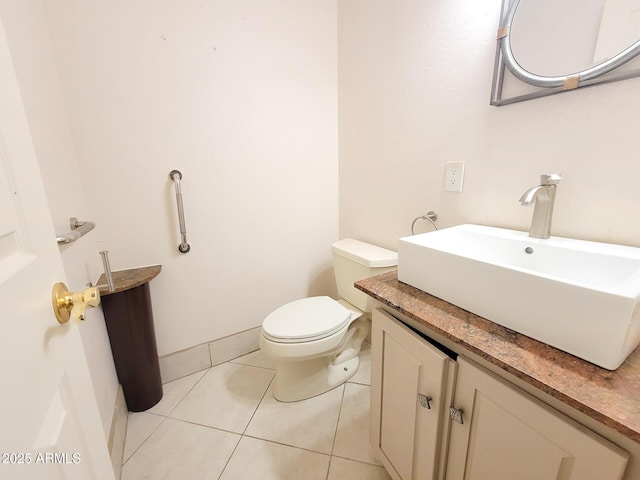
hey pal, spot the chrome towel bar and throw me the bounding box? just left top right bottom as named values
left=56, top=217, right=96, bottom=245
left=169, top=169, right=191, bottom=253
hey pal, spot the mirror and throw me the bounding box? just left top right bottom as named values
left=491, top=0, right=640, bottom=105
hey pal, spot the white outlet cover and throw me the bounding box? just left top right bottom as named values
left=444, top=161, right=465, bottom=192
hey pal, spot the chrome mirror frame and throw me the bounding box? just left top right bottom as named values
left=491, top=0, right=640, bottom=106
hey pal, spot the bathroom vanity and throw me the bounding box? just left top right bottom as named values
left=356, top=271, right=640, bottom=480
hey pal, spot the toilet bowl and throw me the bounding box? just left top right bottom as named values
left=260, top=296, right=368, bottom=401
left=260, top=239, right=398, bottom=402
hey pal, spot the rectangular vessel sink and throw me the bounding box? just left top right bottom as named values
left=398, top=224, right=640, bottom=370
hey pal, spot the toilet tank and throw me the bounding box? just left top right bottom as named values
left=331, top=239, right=398, bottom=313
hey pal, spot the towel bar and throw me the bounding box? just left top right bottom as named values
left=56, top=217, right=95, bottom=245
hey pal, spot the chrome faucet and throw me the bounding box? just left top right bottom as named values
left=519, top=174, right=562, bottom=239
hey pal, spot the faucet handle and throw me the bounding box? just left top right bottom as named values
left=540, top=174, right=562, bottom=185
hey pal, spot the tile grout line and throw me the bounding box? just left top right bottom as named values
left=215, top=434, right=243, bottom=480
left=163, top=368, right=210, bottom=417
left=145, top=365, right=276, bottom=435
left=123, top=365, right=272, bottom=478
left=122, top=352, right=382, bottom=479
left=228, top=361, right=275, bottom=371
left=216, top=371, right=276, bottom=480
left=240, top=433, right=335, bottom=459
left=325, top=383, right=348, bottom=480
left=121, top=415, right=166, bottom=468
left=160, top=366, right=209, bottom=386
left=241, top=372, right=276, bottom=437
left=122, top=367, right=211, bottom=469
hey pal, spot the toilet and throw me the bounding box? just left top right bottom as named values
left=259, top=238, right=398, bottom=402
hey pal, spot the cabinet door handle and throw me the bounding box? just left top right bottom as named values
left=450, top=407, right=464, bottom=424
left=418, top=394, right=433, bottom=410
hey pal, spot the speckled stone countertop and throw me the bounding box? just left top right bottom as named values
left=97, top=265, right=161, bottom=296
left=355, top=271, right=640, bottom=443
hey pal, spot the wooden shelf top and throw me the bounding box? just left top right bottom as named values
left=97, top=265, right=161, bottom=296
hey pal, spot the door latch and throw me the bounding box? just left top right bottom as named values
left=52, top=282, right=100, bottom=324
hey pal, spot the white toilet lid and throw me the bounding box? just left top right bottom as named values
left=262, top=296, right=354, bottom=343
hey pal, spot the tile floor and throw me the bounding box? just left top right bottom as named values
left=121, top=343, right=391, bottom=480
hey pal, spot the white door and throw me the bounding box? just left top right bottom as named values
left=0, top=17, right=114, bottom=480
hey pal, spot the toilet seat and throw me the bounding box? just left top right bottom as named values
left=262, top=296, right=355, bottom=343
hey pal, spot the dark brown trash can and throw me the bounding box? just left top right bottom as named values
left=102, top=282, right=163, bottom=411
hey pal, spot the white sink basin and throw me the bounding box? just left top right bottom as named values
left=398, top=224, right=640, bottom=370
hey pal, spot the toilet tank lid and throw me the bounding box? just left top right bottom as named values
left=331, top=238, right=398, bottom=268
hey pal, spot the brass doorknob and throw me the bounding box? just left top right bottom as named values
left=52, top=282, right=100, bottom=324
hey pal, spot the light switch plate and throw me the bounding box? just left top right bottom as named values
left=444, top=161, right=465, bottom=192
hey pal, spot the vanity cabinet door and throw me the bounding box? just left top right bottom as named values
left=371, top=309, right=456, bottom=480
left=446, top=357, right=629, bottom=480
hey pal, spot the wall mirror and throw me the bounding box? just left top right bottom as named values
left=491, top=0, right=640, bottom=106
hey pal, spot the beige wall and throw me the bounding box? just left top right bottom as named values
left=338, top=0, right=640, bottom=251
left=43, top=0, right=340, bottom=356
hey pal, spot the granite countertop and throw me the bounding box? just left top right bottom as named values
left=96, top=265, right=161, bottom=296
left=355, top=270, right=640, bottom=443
